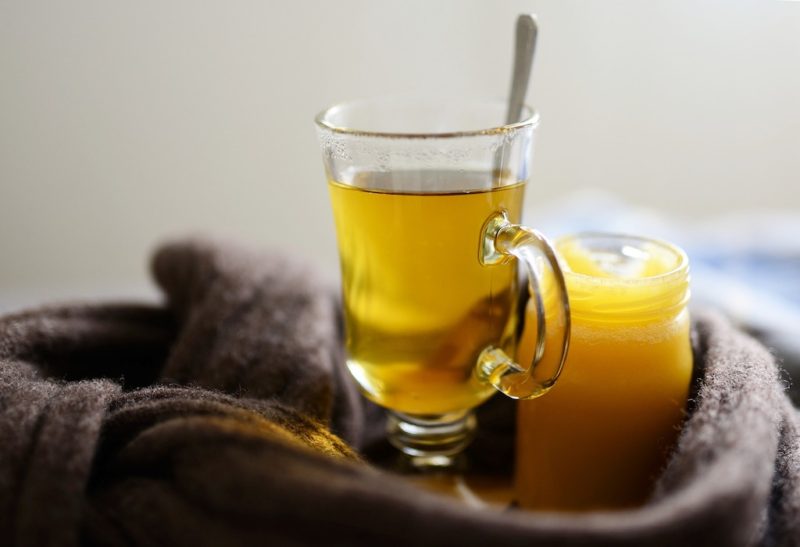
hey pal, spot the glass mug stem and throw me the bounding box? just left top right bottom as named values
left=386, top=411, right=477, bottom=469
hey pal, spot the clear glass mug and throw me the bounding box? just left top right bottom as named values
left=316, top=98, right=571, bottom=467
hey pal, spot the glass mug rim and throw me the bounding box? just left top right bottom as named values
left=556, top=232, right=690, bottom=287
left=315, top=96, right=540, bottom=140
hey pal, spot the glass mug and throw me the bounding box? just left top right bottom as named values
left=516, top=233, right=692, bottom=510
left=316, top=98, right=571, bottom=467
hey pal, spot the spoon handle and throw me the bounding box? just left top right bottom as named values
left=506, top=14, right=538, bottom=124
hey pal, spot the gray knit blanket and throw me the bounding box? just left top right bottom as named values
left=0, top=238, right=798, bottom=546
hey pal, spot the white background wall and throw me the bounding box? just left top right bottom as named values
left=2, top=0, right=799, bottom=308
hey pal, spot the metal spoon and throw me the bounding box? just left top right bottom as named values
left=506, top=14, right=538, bottom=124
left=494, top=14, right=538, bottom=183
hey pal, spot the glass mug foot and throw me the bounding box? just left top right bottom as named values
left=386, top=411, right=477, bottom=470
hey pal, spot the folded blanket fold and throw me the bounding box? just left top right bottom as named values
left=0, top=237, right=798, bottom=547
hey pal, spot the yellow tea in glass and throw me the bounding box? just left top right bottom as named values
left=316, top=98, right=570, bottom=467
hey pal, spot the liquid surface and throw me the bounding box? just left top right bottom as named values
left=515, top=238, right=692, bottom=511
left=558, top=237, right=682, bottom=279
left=329, top=174, right=524, bottom=415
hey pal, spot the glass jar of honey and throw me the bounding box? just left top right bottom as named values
left=515, top=233, right=692, bottom=511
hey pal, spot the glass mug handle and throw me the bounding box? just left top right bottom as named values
left=477, top=210, right=571, bottom=399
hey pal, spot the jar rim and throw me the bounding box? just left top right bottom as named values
left=555, top=232, right=690, bottom=287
